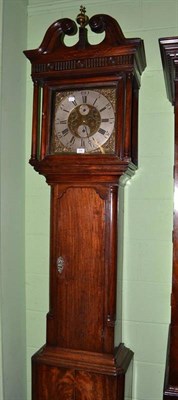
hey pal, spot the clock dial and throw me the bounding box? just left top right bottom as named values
left=50, top=87, right=116, bottom=154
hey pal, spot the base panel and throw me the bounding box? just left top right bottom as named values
left=32, top=344, right=133, bottom=400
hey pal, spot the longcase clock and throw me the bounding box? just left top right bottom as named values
left=24, top=7, right=146, bottom=400
left=160, top=37, right=178, bottom=399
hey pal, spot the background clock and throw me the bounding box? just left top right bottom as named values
left=50, top=86, right=116, bottom=154
left=160, top=36, right=178, bottom=400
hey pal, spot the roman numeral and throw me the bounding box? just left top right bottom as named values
left=99, top=106, right=106, bottom=112
left=100, top=103, right=111, bottom=112
left=101, top=118, right=109, bottom=123
left=62, top=128, right=69, bottom=136
left=81, top=138, right=85, bottom=147
left=82, top=95, right=87, bottom=103
left=70, top=136, right=75, bottom=144
left=98, top=128, right=106, bottom=135
left=60, top=106, right=69, bottom=113
left=93, top=98, right=98, bottom=106
left=72, top=99, right=77, bottom=106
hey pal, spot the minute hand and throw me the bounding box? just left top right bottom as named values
left=92, top=137, right=105, bottom=154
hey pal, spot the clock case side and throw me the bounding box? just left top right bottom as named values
left=24, top=13, right=146, bottom=180
left=159, top=37, right=178, bottom=399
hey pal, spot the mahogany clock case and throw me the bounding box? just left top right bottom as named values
left=24, top=9, right=146, bottom=400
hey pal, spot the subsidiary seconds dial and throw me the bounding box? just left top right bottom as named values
left=53, top=89, right=115, bottom=154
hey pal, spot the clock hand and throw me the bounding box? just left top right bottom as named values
left=82, top=124, right=105, bottom=153
left=84, top=125, right=90, bottom=137
left=92, top=137, right=105, bottom=154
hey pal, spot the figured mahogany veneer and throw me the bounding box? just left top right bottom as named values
left=32, top=344, right=132, bottom=400
left=160, top=37, right=178, bottom=399
left=47, top=185, right=118, bottom=353
left=24, top=9, right=146, bottom=400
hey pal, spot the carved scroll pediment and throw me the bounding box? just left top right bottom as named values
left=37, top=18, right=78, bottom=54
left=24, top=7, right=146, bottom=78
left=159, top=37, right=178, bottom=104
left=24, top=13, right=127, bottom=60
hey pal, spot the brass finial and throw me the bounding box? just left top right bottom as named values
left=76, top=5, right=89, bottom=28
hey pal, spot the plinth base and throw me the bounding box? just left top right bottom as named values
left=32, top=344, right=133, bottom=400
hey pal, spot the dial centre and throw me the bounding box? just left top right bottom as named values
left=68, top=104, right=101, bottom=137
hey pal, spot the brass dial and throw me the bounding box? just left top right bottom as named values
left=51, top=88, right=116, bottom=154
